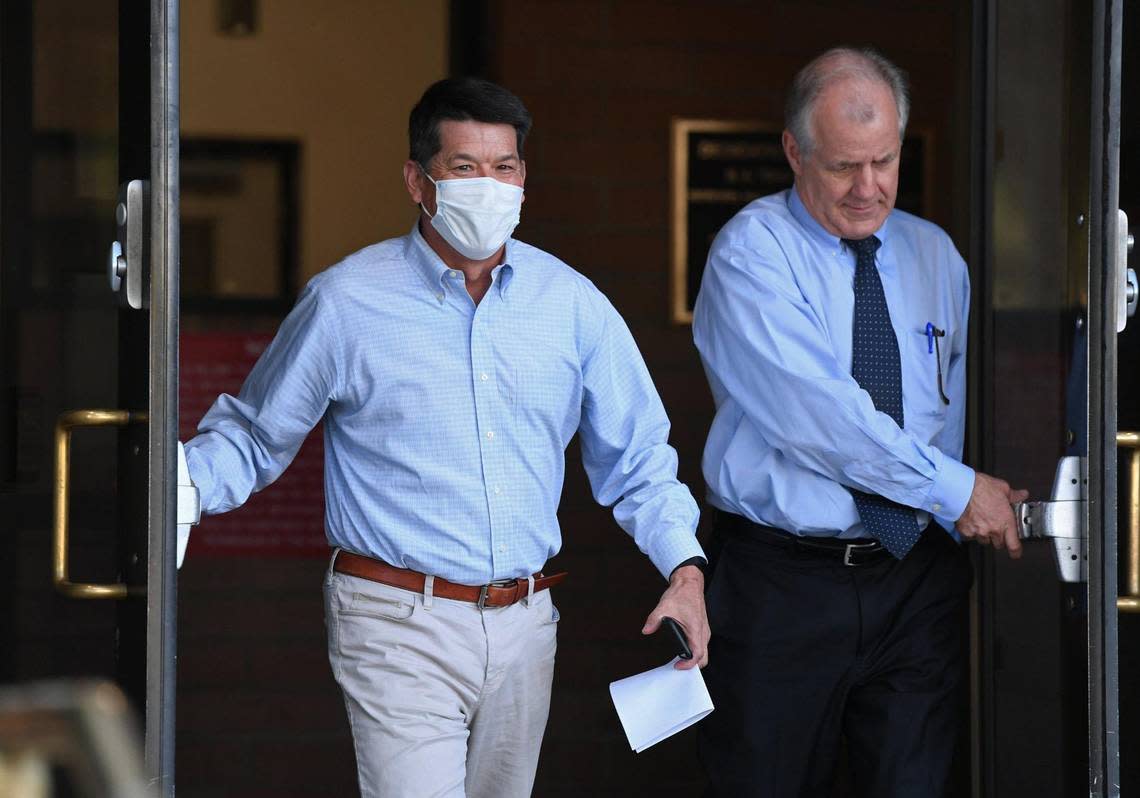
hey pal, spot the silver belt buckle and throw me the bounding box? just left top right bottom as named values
left=477, top=578, right=515, bottom=608
left=844, top=542, right=874, bottom=566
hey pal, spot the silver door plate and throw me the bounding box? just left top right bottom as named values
left=1014, top=455, right=1088, bottom=583
left=1116, top=208, right=1136, bottom=332
left=107, top=179, right=149, bottom=310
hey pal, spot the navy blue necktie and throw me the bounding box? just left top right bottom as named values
left=844, top=235, right=920, bottom=559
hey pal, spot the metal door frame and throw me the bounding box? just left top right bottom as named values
left=144, top=0, right=179, bottom=790
left=1087, top=0, right=1122, bottom=791
left=965, top=3, right=993, bottom=795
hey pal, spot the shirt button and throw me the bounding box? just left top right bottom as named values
left=498, top=544, right=507, bottom=553
left=932, top=503, right=942, bottom=512
left=449, top=270, right=459, bottom=278
left=436, top=292, right=444, bottom=301
left=486, top=430, right=494, bottom=440
left=494, top=486, right=502, bottom=495
left=480, top=372, right=489, bottom=381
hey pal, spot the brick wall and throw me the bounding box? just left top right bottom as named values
left=178, top=559, right=354, bottom=797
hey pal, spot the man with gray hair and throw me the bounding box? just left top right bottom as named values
left=692, top=47, right=1027, bottom=796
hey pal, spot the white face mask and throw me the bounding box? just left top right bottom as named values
left=420, top=170, right=524, bottom=261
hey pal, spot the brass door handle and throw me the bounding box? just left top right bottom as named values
left=53, top=409, right=147, bottom=599
left=1117, top=431, right=1140, bottom=613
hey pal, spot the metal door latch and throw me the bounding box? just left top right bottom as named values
left=107, top=179, right=149, bottom=309
left=176, top=442, right=200, bottom=569
left=1013, top=455, right=1087, bottom=583
left=1117, top=209, right=1136, bottom=332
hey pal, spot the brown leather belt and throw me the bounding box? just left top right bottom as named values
left=333, top=550, right=567, bottom=608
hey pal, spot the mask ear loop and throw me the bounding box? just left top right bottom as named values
left=417, top=163, right=437, bottom=219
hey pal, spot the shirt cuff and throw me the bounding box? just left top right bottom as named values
left=183, top=442, right=216, bottom=515
left=650, top=531, right=707, bottom=582
left=925, top=451, right=975, bottom=526
left=670, top=556, right=708, bottom=577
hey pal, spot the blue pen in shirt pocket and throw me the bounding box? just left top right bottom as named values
left=924, top=322, right=951, bottom=405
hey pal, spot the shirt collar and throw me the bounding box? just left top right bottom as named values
left=787, top=184, right=892, bottom=257
left=497, top=238, right=517, bottom=298
left=405, top=221, right=516, bottom=301
left=406, top=220, right=448, bottom=295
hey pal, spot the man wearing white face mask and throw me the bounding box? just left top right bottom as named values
left=182, top=77, right=708, bottom=797
left=415, top=163, right=523, bottom=261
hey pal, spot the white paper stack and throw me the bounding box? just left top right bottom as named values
left=608, top=658, right=715, bottom=753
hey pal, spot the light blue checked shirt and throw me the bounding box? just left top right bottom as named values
left=185, top=224, right=703, bottom=584
left=692, top=188, right=976, bottom=540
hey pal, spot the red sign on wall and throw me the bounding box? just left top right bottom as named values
left=180, top=332, right=328, bottom=557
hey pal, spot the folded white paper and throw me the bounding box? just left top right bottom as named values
left=609, top=657, right=714, bottom=753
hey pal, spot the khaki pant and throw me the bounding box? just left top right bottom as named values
left=323, top=553, right=559, bottom=798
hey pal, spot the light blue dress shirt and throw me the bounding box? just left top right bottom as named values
left=692, top=188, right=975, bottom=540
left=185, top=224, right=703, bottom=584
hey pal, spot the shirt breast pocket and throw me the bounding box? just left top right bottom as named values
left=903, top=327, right=950, bottom=436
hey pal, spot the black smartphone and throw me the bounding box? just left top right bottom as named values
left=660, top=617, right=693, bottom=660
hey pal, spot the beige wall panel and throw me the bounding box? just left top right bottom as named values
left=181, top=1, right=448, bottom=281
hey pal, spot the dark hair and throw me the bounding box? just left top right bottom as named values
left=408, top=77, right=533, bottom=167
left=785, top=46, right=910, bottom=157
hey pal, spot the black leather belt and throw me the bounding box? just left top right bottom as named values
left=716, top=512, right=893, bottom=567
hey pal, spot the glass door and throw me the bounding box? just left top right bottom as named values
left=1116, top=4, right=1140, bottom=793
left=0, top=0, right=180, bottom=792
left=976, top=0, right=1124, bottom=794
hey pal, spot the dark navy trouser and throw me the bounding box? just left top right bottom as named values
left=698, top=514, right=971, bottom=798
